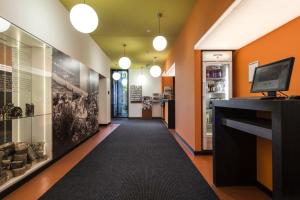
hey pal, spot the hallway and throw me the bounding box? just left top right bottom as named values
left=40, top=119, right=217, bottom=200
left=4, top=120, right=271, bottom=200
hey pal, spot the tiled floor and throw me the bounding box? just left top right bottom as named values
left=4, top=122, right=271, bottom=200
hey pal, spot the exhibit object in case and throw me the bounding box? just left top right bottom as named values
left=202, top=51, right=232, bottom=151
left=0, top=19, right=52, bottom=192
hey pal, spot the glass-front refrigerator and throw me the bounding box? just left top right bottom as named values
left=202, top=51, right=232, bottom=151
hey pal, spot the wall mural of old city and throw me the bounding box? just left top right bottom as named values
left=52, top=49, right=99, bottom=159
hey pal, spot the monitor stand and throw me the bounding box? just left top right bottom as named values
left=260, top=91, right=285, bottom=100
left=232, top=92, right=286, bottom=100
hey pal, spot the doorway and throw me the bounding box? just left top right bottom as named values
left=111, top=70, right=128, bottom=118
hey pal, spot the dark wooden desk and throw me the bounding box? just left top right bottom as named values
left=163, top=100, right=175, bottom=129
left=213, top=99, right=300, bottom=200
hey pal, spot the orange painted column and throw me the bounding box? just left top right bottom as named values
left=163, top=0, right=234, bottom=152
left=194, top=50, right=202, bottom=150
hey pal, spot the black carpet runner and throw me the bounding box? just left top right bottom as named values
left=40, top=119, right=218, bottom=200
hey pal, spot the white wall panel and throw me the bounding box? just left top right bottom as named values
left=129, top=68, right=161, bottom=118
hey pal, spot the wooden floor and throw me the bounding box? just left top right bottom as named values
left=4, top=122, right=271, bottom=200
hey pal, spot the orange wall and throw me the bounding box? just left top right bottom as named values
left=161, top=77, right=174, bottom=92
left=234, top=16, right=300, bottom=97
left=233, top=16, right=300, bottom=190
left=164, top=0, right=234, bottom=151
left=162, top=77, right=174, bottom=119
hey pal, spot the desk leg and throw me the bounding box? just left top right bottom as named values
left=213, top=107, right=257, bottom=186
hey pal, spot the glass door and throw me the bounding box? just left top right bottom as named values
left=111, top=70, right=128, bottom=118
left=202, top=62, right=232, bottom=150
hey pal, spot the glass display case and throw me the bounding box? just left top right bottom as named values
left=0, top=18, right=52, bottom=191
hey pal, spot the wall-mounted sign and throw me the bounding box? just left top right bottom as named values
left=152, top=93, right=161, bottom=103
left=249, top=61, right=259, bottom=82
left=130, top=85, right=142, bottom=103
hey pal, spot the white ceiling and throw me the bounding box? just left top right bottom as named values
left=195, top=0, right=300, bottom=50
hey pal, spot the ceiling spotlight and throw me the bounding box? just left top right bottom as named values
left=150, top=57, right=162, bottom=78
left=118, top=44, right=131, bottom=69
left=0, top=17, right=11, bottom=32
left=112, top=72, right=121, bottom=80
left=70, top=3, right=99, bottom=33
left=153, top=13, right=167, bottom=51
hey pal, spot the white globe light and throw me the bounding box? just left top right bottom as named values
left=153, top=35, right=167, bottom=51
left=118, top=56, right=131, bottom=69
left=121, top=79, right=128, bottom=86
left=150, top=65, right=162, bottom=78
left=112, top=72, right=121, bottom=80
left=0, top=17, right=11, bottom=32
left=70, top=4, right=99, bottom=33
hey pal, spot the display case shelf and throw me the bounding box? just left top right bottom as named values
left=206, top=77, right=225, bottom=81
left=208, top=92, right=226, bottom=94
left=0, top=158, right=51, bottom=193
left=0, top=113, right=51, bottom=122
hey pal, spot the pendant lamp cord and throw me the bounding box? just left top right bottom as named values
left=123, top=44, right=126, bottom=56
left=157, top=13, right=162, bottom=35
left=158, top=16, right=160, bottom=34
left=153, top=57, right=157, bottom=65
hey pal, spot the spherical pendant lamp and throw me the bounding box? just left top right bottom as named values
left=0, top=17, right=11, bottom=32
left=121, top=79, right=128, bottom=86
left=70, top=3, right=99, bottom=33
left=112, top=72, right=121, bottom=80
left=149, top=57, right=162, bottom=78
left=118, top=57, right=131, bottom=69
left=153, top=35, right=167, bottom=52
left=150, top=65, right=162, bottom=78
left=118, top=44, right=131, bottom=69
left=153, top=13, right=167, bottom=51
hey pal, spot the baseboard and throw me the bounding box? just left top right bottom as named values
left=194, top=150, right=212, bottom=155
left=256, top=181, right=273, bottom=197
left=99, top=122, right=111, bottom=126
left=174, top=132, right=211, bottom=156
left=162, top=120, right=168, bottom=127
left=128, top=117, right=162, bottom=119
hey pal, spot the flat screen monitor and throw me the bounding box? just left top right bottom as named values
left=251, top=57, right=295, bottom=94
